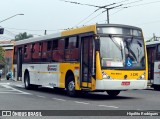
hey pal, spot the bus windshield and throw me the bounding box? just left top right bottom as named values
left=100, top=36, right=145, bottom=69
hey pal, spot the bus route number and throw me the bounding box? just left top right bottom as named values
left=130, top=73, right=138, bottom=76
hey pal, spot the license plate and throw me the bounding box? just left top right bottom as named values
left=121, top=82, right=130, bottom=86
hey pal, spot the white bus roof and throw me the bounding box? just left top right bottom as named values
left=15, top=32, right=61, bottom=46
left=146, top=41, right=160, bottom=46
left=15, top=24, right=97, bottom=46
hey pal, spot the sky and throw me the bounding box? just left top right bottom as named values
left=0, top=0, right=160, bottom=40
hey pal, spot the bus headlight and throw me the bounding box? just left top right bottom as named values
left=103, top=74, right=112, bottom=79
left=102, top=71, right=112, bottom=79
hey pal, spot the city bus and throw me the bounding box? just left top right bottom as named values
left=146, top=41, right=160, bottom=90
left=13, top=24, right=148, bottom=97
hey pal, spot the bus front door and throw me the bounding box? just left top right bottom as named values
left=81, top=36, right=94, bottom=88
left=17, top=47, right=23, bottom=81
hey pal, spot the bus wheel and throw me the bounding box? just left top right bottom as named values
left=66, top=76, right=76, bottom=97
left=24, top=73, right=31, bottom=90
left=106, top=90, right=120, bottom=97
left=154, top=85, right=160, bottom=91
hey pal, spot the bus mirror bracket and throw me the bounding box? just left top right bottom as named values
left=94, top=34, right=100, bottom=51
left=95, top=39, right=100, bottom=51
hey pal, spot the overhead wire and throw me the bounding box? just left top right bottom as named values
left=74, top=9, right=100, bottom=27
left=0, top=35, right=13, bottom=40
left=110, top=8, right=126, bottom=16
left=79, top=0, right=143, bottom=24
left=73, top=0, right=144, bottom=26
left=4, top=29, right=16, bottom=37
left=1, top=0, right=160, bottom=37
left=84, top=0, right=159, bottom=25
left=73, top=0, right=133, bottom=26
left=0, top=0, right=137, bottom=34
left=83, top=11, right=106, bottom=25
left=122, top=0, right=143, bottom=6
left=119, top=0, right=160, bottom=8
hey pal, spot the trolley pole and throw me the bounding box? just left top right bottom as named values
left=107, top=9, right=109, bottom=24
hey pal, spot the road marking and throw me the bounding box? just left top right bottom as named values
left=74, top=101, right=89, bottom=105
left=0, top=92, right=29, bottom=94
left=0, top=84, right=31, bottom=95
left=52, top=98, right=66, bottom=101
left=0, top=90, right=18, bottom=92
left=98, top=105, right=119, bottom=109
left=37, top=95, right=46, bottom=98
left=0, top=83, right=10, bottom=85
left=15, top=84, right=24, bottom=88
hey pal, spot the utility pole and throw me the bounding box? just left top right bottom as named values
left=44, top=30, right=47, bottom=35
left=107, top=9, right=109, bottom=24
left=153, top=33, right=156, bottom=41
left=104, top=4, right=123, bottom=24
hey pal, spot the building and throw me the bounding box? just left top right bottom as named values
left=0, top=40, right=14, bottom=76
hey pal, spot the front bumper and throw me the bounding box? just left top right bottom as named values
left=96, top=79, right=147, bottom=90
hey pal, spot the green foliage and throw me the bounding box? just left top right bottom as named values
left=15, top=32, right=33, bottom=41
left=0, top=46, right=5, bottom=68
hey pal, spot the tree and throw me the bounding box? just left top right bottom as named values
left=15, top=32, right=33, bottom=41
left=0, top=46, right=5, bottom=69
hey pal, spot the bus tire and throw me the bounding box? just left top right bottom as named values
left=153, top=85, right=160, bottom=91
left=66, top=76, right=77, bottom=97
left=24, top=72, right=31, bottom=90
left=106, top=90, right=120, bottom=97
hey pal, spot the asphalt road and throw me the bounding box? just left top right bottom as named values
left=0, top=80, right=160, bottom=119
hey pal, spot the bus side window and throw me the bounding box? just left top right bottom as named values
left=53, top=40, right=58, bottom=50
left=23, top=44, right=32, bottom=62
left=69, top=36, right=79, bottom=60
left=39, top=42, right=42, bottom=58
left=47, top=40, right=52, bottom=61
left=24, top=45, right=27, bottom=58
left=68, top=37, right=78, bottom=49
left=32, top=43, right=41, bottom=60
left=31, top=43, right=35, bottom=52
left=65, top=36, right=79, bottom=61
left=39, top=42, right=42, bottom=52
left=65, top=38, right=69, bottom=49
left=47, top=41, right=52, bottom=51
left=42, top=42, right=47, bottom=60
left=157, top=45, right=160, bottom=60
left=52, top=39, right=64, bottom=62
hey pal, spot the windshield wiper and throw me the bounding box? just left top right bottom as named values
left=108, top=34, right=123, bottom=60
left=125, top=36, right=137, bottom=62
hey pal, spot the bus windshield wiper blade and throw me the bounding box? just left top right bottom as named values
left=108, top=34, right=123, bottom=60
left=125, top=36, right=137, bottom=62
